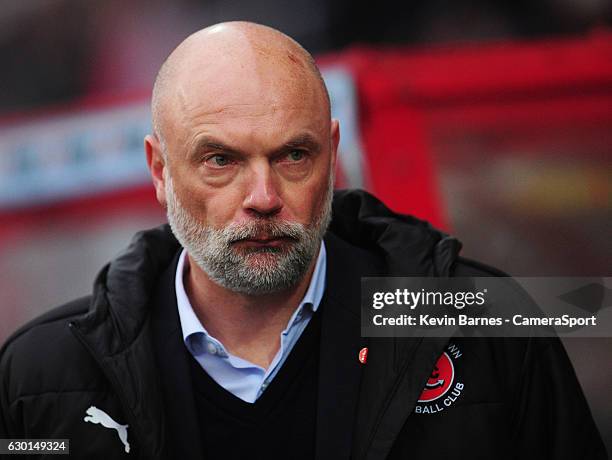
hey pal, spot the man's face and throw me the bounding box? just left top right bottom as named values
left=164, top=167, right=333, bottom=295
left=152, top=53, right=339, bottom=294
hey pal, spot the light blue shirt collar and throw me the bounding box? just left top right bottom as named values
left=175, top=242, right=327, bottom=402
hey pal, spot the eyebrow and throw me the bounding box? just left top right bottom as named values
left=188, top=136, right=238, bottom=160
left=282, top=133, right=322, bottom=153
left=188, top=132, right=322, bottom=160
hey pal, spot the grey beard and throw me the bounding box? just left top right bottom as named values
left=165, top=174, right=332, bottom=295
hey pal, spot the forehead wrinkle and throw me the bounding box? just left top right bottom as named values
left=184, top=102, right=315, bottom=119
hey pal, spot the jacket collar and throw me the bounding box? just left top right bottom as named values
left=330, top=189, right=461, bottom=276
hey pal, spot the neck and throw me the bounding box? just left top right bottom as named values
left=183, top=248, right=319, bottom=369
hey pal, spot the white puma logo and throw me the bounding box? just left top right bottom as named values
left=84, top=406, right=130, bottom=453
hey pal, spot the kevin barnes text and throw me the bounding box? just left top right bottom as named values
left=372, top=314, right=598, bottom=328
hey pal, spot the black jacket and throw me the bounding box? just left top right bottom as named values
left=0, top=190, right=606, bottom=459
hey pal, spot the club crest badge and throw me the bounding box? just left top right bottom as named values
left=414, top=343, right=464, bottom=414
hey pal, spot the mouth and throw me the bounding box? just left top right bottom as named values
left=232, top=236, right=295, bottom=249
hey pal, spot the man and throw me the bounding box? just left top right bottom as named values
left=0, top=22, right=606, bottom=460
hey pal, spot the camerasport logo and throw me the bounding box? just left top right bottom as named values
left=414, top=343, right=464, bottom=414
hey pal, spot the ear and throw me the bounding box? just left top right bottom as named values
left=330, top=118, right=340, bottom=178
left=144, top=134, right=168, bottom=207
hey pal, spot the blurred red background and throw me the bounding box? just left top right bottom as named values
left=0, top=0, right=610, bottom=450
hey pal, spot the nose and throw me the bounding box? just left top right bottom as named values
left=242, top=163, right=283, bottom=218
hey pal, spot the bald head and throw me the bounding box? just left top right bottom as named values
left=151, top=21, right=330, bottom=151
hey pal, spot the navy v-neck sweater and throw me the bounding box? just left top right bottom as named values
left=188, top=311, right=321, bottom=460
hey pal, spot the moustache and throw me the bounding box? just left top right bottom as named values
left=222, top=220, right=305, bottom=244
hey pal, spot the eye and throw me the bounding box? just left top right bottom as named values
left=205, top=154, right=232, bottom=168
left=286, top=150, right=306, bottom=162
